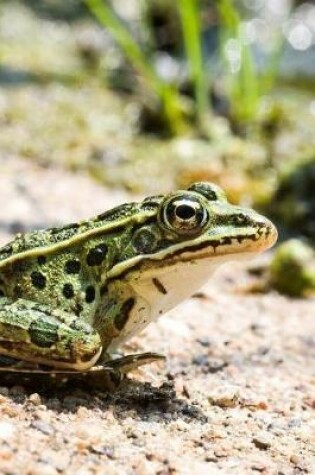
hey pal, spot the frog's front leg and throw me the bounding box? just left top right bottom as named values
left=0, top=297, right=102, bottom=370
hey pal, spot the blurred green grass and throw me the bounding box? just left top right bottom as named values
left=84, top=0, right=285, bottom=134
left=0, top=0, right=314, bottom=207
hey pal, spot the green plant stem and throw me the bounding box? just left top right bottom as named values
left=261, top=34, right=284, bottom=92
left=217, top=0, right=259, bottom=124
left=178, top=0, right=209, bottom=126
left=84, top=0, right=185, bottom=135
left=217, top=0, right=284, bottom=126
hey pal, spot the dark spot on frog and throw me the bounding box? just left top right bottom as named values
left=100, top=284, right=107, bottom=297
left=140, top=197, right=163, bottom=210
left=14, top=284, right=23, bottom=298
left=37, top=255, right=47, bottom=265
left=220, top=237, right=232, bottom=245
left=58, top=222, right=80, bottom=232
left=85, top=285, right=96, bottom=303
left=86, top=244, right=107, bottom=266
left=114, top=298, right=135, bottom=331
left=97, top=203, right=136, bottom=222
left=29, top=303, right=55, bottom=318
left=48, top=225, right=80, bottom=243
left=29, top=317, right=59, bottom=348
left=0, top=244, right=13, bottom=258
left=74, top=302, right=83, bottom=316
left=152, top=277, right=167, bottom=295
left=31, top=271, right=46, bottom=290
left=65, top=259, right=81, bottom=274
left=70, top=319, right=93, bottom=335
left=62, top=283, right=74, bottom=299
left=188, top=183, right=220, bottom=201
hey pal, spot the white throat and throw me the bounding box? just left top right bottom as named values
left=107, top=251, right=255, bottom=350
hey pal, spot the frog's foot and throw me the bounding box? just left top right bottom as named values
left=0, top=353, right=165, bottom=391
left=100, top=352, right=166, bottom=375
left=77, top=353, right=165, bottom=390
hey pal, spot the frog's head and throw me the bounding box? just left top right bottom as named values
left=105, top=182, right=277, bottom=349
left=155, top=181, right=277, bottom=257
left=109, top=182, right=277, bottom=278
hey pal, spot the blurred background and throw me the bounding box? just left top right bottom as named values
left=0, top=0, right=314, bottom=296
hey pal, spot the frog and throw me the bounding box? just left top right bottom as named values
left=0, top=182, right=277, bottom=388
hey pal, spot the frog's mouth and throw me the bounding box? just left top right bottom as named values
left=159, top=221, right=277, bottom=264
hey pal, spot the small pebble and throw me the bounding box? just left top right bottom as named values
left=63, top=395, right=88, bottom=410
left=28, top=393, right=42, bottom=406
left=250, top=462, right=267, bottom=472
left=196, top=337, right=211, bottom=347
left=214, top=443, right=233, bottom=458
left=1, top=404, right=20, bottom=417
left=207, top=358, right=228, bottom=373
left=252, top=433, right=273, bottom=450
left=47, top=398, right=61, bottom=411
left=0, top=387, right=9, bottom=397
left=289, top=454, right=309, bottom=471
left=31, top=420, right=54, bottom=436
left=208, top=386, right=240, bottom=408
left=10, top=385, right=25, bottom=396
left=0, top=394, right=8, bottom=404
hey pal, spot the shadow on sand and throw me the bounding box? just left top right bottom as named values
left=1, top=370, right=208, bottom=423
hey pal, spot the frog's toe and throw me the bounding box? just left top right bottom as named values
left=102, top=352, right=166, bottom=374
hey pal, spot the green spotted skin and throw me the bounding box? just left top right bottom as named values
left=0, top=182, right=277, bottom=375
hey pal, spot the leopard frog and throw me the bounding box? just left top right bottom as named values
left=0, top=182, right=277, bottom=387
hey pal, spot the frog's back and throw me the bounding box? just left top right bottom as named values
left=0, top=201, right=159, bottom=318
left=0, top=228, right=64, bottom=267
left=0, top=202, right=150, bottom=270
left=0, top=226, right=84, bottom=269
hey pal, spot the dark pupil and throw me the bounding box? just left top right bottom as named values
left=175, top=204, right=196, bottom=220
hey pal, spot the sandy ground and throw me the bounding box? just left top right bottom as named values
left=0, top=157, right=314, bottom=475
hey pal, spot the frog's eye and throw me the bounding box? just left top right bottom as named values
left=159, top=196, right=209, bottom=235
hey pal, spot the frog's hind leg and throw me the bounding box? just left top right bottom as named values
left=0, top=297, right=102, bottom=371
left=0, top=354, right=37, bottom=371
